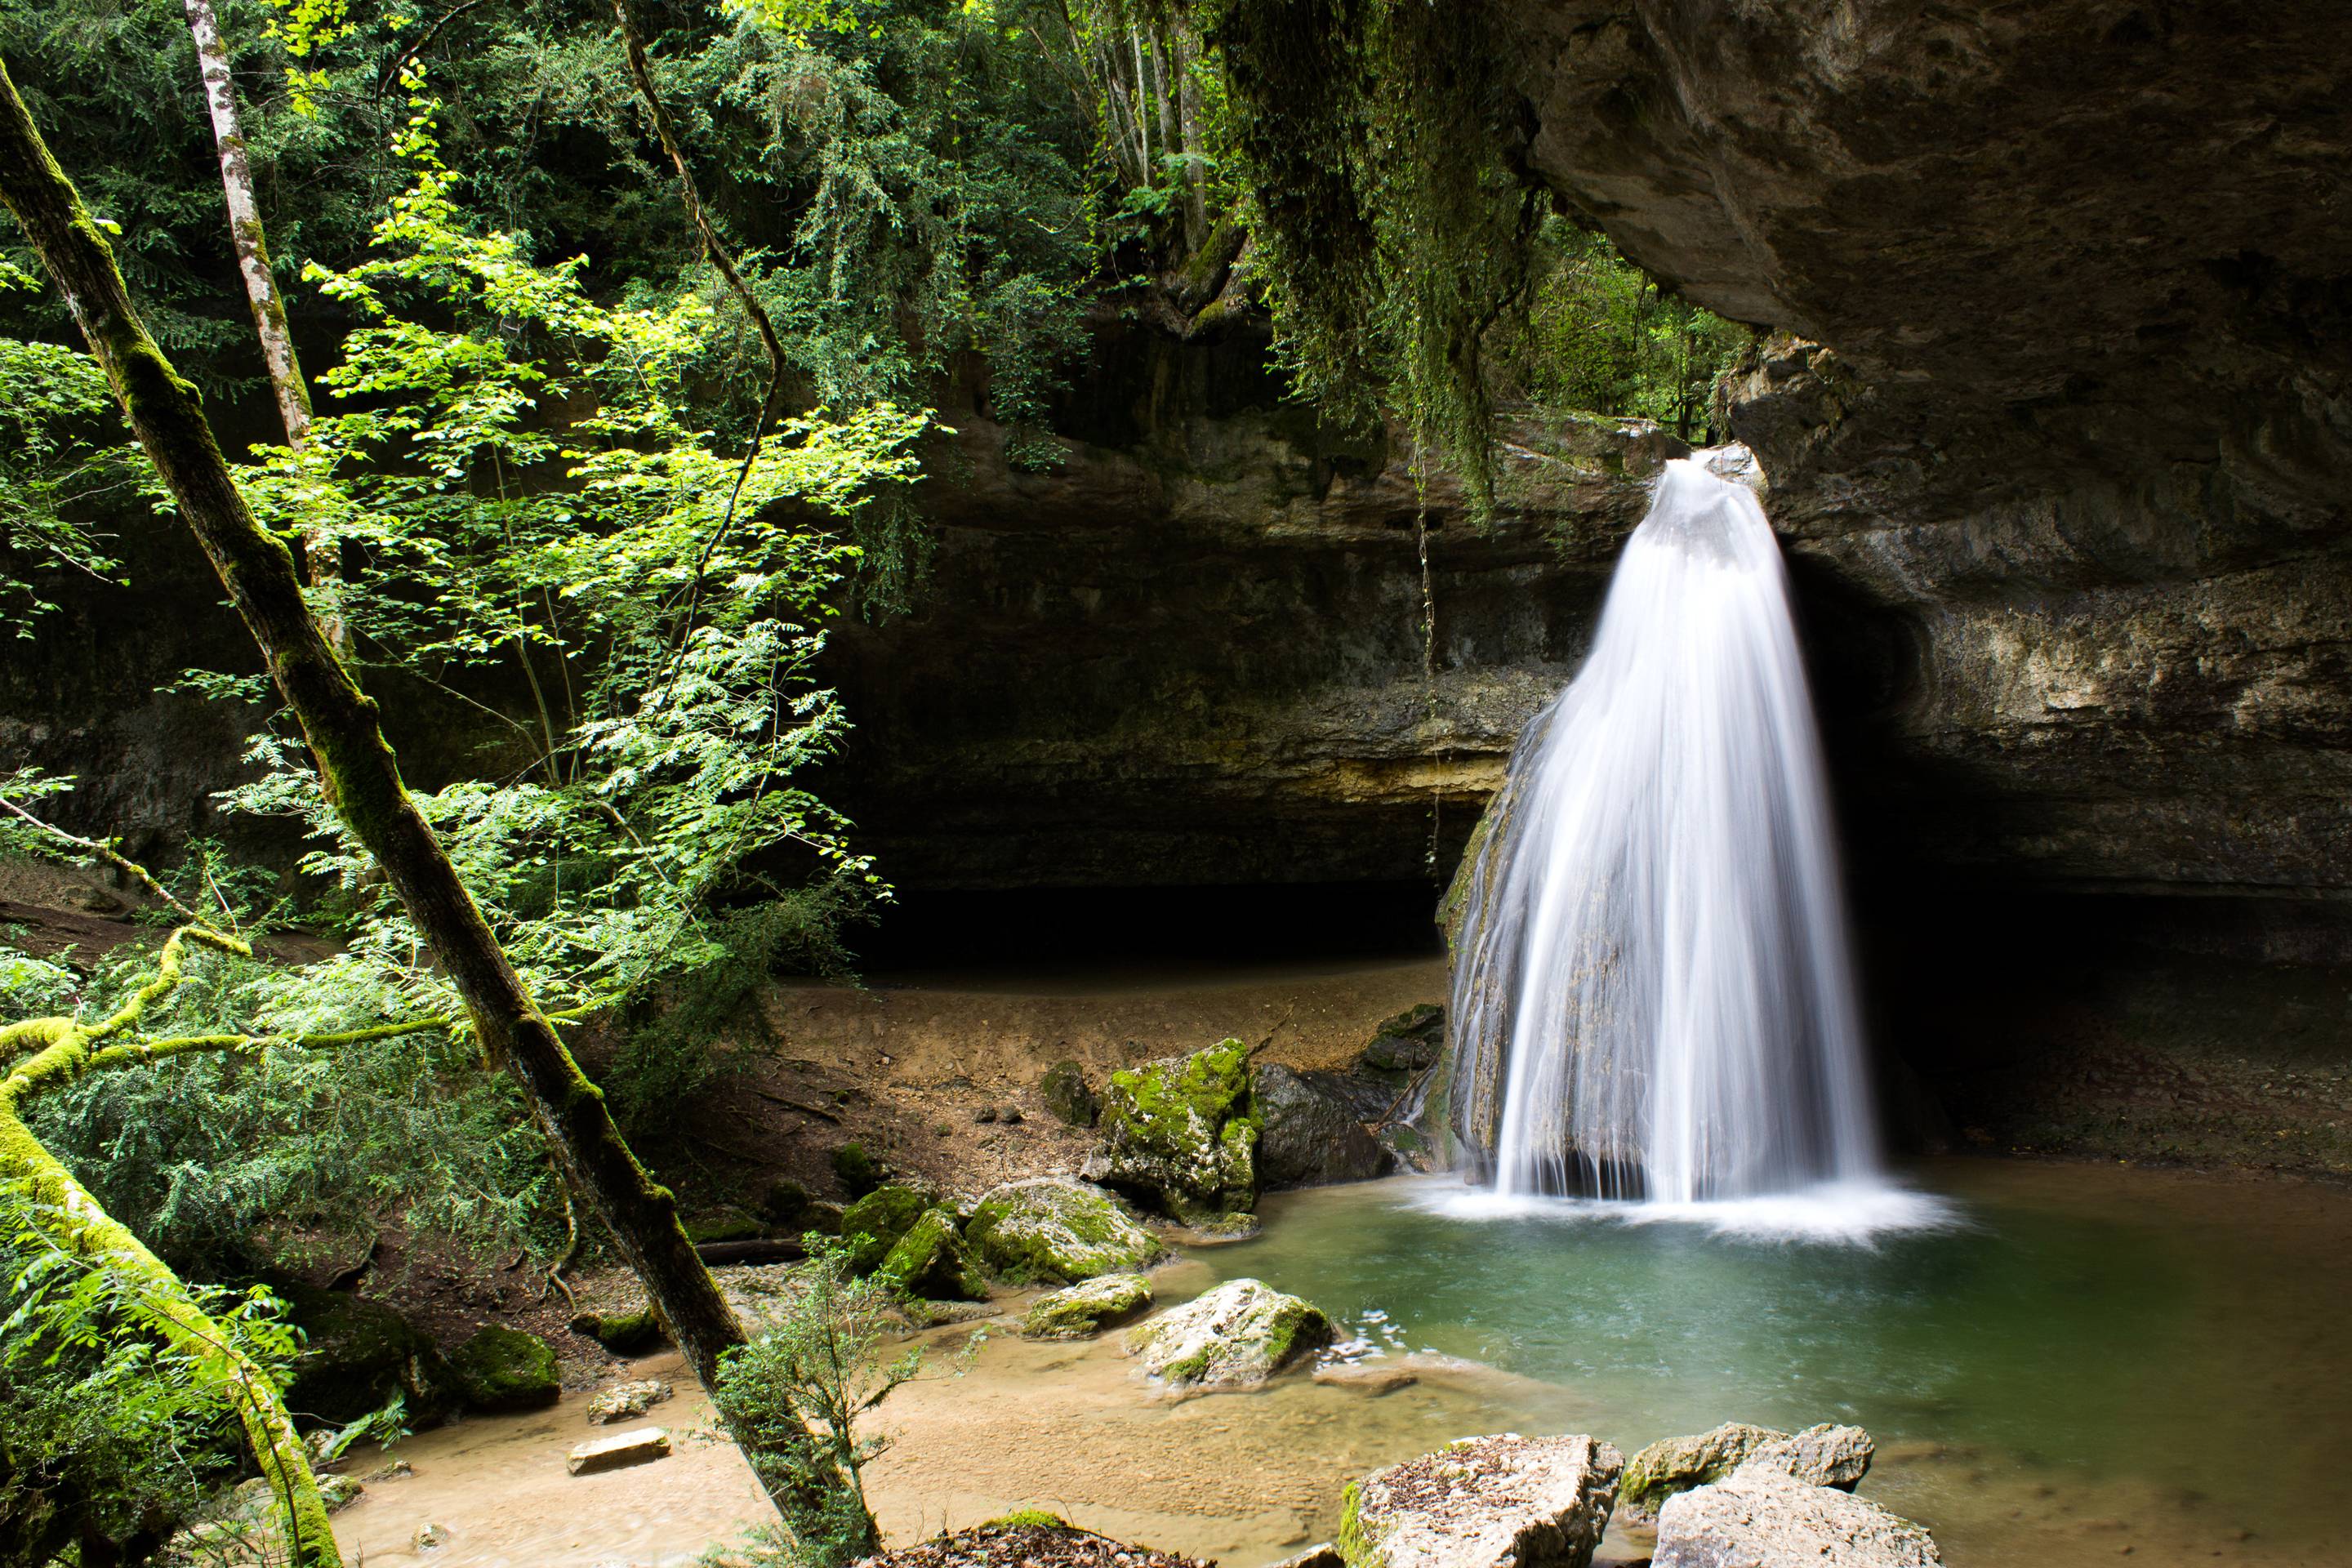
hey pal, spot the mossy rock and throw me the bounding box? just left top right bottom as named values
left=1360, top=1004, right=1444, bottom=1073
left=448, top=1324, right=560, bottom=1411
left=1125, top=1277, right=1330, bottom=1392
left=760, top=1177, right=814, bottom=1228
left=1039, top=1059, right=1098, bottom=1127
left=685, top=1208, right=766, bottom=1245
left=1619, top=1422, right=1787, bottom=1516
left=875, top=1207, right=989, bottom=1301
left=840, top=1182, right=937, bottom=1274
left=831, top=1141, right=884, bottom=1198
left=569, top=1304, right=665, bottom=1355
left=965, top=1178, right=1163, bottom=1283
left=275, top=1281, right=453, bottom=1424
left=1082, top=1038, right=1258, bottom=1221
left=1021, top=1272, right=1152, bottom=1339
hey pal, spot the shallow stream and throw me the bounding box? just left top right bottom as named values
left=332, top=1159, right=2351, bottom=1568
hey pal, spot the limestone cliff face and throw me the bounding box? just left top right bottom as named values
left=821, top=317, right=1684, bottom=889
left=1484, top=0, right=2352, bottom=903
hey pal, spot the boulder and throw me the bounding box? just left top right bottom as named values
left=570, top=1303, right=664, bottom=1355
left=1255, top=1063, right=1392, bottom=1188
left=1312, top=1361, right=1417, bottom=1395
left=274, top=1281, right=452, bottom=1424
left=1039, top=1059, right=1099, bottom=1126
left=964, top=1178, right=1162, bottom=1282
left=1360, top=1005, right=1444, bottom=1073
left=566, top=1427, right=673, bottom=1477
left=1734, top=1424, right=1873, bottom=1493
left=1125, top=1278, right=1330, bottom=1392
left=586, top=1378, right=674, bottom=1424
left=875, top=1207, right=990, bottom=1301
left=1619, top=1423, right=1787, bottom=1517
left=1022, top=1273, right=1153, bottom=1339
left=1338, top=1432, right=1622, bottom=1568
left=1654, top=1472, right=1942, bottom=1567
left=840, top=1183, right=938, bottom=1273
left=1082, top=1038, right=1258, bottom=1221
left=684, top=1208, right=764, bottom=1245
left=447, top=1325, right=560, bottom=1411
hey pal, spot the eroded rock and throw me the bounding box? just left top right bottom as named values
left=1654, top=1471, right=1941, bottom=1568
left=1619, top=1423, right=1786, bottom=1517
left=586, top=1378, right=674, bottom=1425
left=1339, top=1432, right=1622, bottom=1568
left=1125, top=1277, right=1330, bottom=1392
left=567, top=1427, right=672, bottom=1476
left=965, top=1177, right=1162, bottom=1282
left=1022, top=1272, right=1153, bottom=1339
left=1734, top=1424, right=1873, bottom=1493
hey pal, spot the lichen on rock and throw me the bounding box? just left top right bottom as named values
left=1337, top=1432, right=1622, bottom=1568
left=1124, top=1277, right=1330, bottom=1392
left=1733, top=1423, right=1873, bottom=1492
left=1083, top=1038, right=1258, bottom=1221
left=1654, top=1470, right=1941, bottom=1567
left=1021, top=1272, right=1153, bottom=1339
left=965, top=1177, right=1161, bottom=1282
left=1619, top=1421, right=1787, bottom=1517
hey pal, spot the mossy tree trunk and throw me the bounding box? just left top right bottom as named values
left=0, top=56, right=842, bottom=1531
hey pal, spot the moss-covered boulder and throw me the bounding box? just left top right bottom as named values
left=1039, top=1059, right=1099, bottom=1126
left=1082, top=1038, right=1258, bottom=1221
left=965, top=1178, right=1162, bottom=1283
left=1022, top=1272, right=1153, bottom=1339
left=1619, top=1422, right=1787, bottom=1517
left=875, top=1207, right=989, bottom=1301
left=684, top=1208, right=765, bottom=1245
left=1125, top=1277, right=1330, bottom=1392
left=840, top=1182, right=937, bottom=1273
left=448, top=1325, right=560, bottom=1411
left=569, top=1303, right=665, bottom=1355
left=276, top=1281, right=452, bottom=1424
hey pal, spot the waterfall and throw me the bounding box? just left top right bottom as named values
left=1446, top=451, right=1885, bottom=1206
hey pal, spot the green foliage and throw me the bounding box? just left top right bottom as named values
left=0, top=319, right=138, bottom=632
left=1201, top=0, right=1539, bottom=515
left=0, top=1183, right=295, bottom=1560
left=711, top=1240, right=924, bottom=1567
left=1503, top=221, right=1750, bottom=439
left=12, top=928, right=564, bottom=1276
left=213, top=100, right=922, bottom=1040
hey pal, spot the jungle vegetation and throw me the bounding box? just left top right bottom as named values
left=0, top=0, right=1747, bottom=1561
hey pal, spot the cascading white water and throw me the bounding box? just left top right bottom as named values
left=1447, top=450, right=1884, bottom=1206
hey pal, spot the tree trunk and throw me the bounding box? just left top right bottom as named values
left=180, top=0, right=346, bottom=647
left=0, top=57, right=844, bottom=1535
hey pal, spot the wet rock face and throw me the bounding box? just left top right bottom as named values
left=821, top=316, right=1679, bottom=892
left=1481, top=0, right=2352, bottom=909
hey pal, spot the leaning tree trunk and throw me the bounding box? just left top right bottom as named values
left=179, top=0, right=347, bottom=648
left=0, top=56, right=842, bottom=1533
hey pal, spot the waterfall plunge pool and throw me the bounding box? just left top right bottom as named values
left=331, top=1157, right=2350, bottom=1568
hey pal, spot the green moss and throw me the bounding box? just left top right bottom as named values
left=964, top=1180, right=1160, bottom=1283
left=277, top=1281, right=452, bottom=1423
left=875, top=1207, right=988, bottom=1301
left=840, top=1183, right=933, bottom=1273
left=574, top=1305, right=663, bottom=1355
left=447, top=1324, right=559, bottom=1411
left=1020, top=1272, right=1152, bottom=1339
left=1334, top=1480, right=1380, bottom=1568
left=984, top=1510, right=1072, bottom=1531
left=1160, top=1344, right=1214, bottom=1385
left=831, top=1140, right=883, bottom=1198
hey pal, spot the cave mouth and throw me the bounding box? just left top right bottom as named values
left=842, top=878, right=1447, bottom=979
